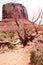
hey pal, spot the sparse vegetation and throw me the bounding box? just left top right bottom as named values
left=0, top=30, right=16, bottom=49
left=7, top=42, right=14, bottom=49
left=30, top=48, right=43, bottom=65
left=8, top=30, right=15, bottom=39
left=30, top=48, right=37, bottom=63
left=1, top=31, right=7, bottom=34
left=1, top=35, right=6, bottom=38
left=0, top=37, right=4, bottom=41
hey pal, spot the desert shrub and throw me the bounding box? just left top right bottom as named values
left=1, top=31, right=7, bottom=34
left=8, top=30, right=15, bottom=39
left=30, top=48, right=43, bottom=65
left=36, top=50, right=43, bottom=65
left=7, top=42, right=14, bottom=49
left=0, top=37, right=4, bottom=41
left=1, top=35, right=6, bottom=38
left=30, top=48, right=37, bottom=63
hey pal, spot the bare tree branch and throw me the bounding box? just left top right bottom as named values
left=32, top=9, right=43, bottom=34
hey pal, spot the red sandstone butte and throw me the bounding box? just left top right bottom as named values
left=1, top=3, right=35, bottom=32
left=1, top=3, right=43, bottom=33
left=2, top=3, right=28, bottom=19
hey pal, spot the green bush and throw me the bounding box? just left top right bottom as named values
left=36, top=50, right=43, bottom=65
left=30, top=48, right=37, bottom=63
left=30, top=48, right=43, bottom=65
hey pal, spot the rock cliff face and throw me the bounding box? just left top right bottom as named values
left=2, top=3, right=28, bottom=19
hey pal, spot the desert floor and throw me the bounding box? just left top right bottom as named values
left=0, top=42, right=34, bottom=65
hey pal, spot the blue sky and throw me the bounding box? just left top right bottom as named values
left=0, top=0, right=43, bottom=24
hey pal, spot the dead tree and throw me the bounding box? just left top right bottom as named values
left=14, top=9, right=43, bottom=47
left=32, top=9, right=43, bottom=35
left=14, top=17, right=29, bottom=47
left=14, top=18, right=36, bottom=47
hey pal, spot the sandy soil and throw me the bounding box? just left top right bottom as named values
left=0, top=42, right=34, bottom=65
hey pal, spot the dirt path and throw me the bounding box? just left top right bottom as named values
left=0, top=42, right=34, bottom=65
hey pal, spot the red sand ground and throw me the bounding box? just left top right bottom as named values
left=0, top=42, right=34, bottom=65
